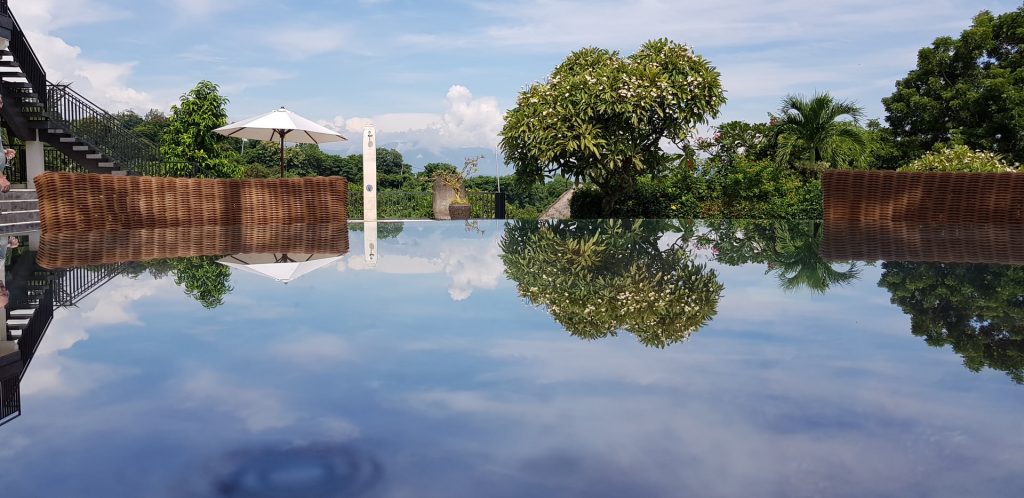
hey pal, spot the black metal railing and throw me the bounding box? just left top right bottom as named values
left=54, top=265, right=127, bottom=308
left=45, top=83, right=165, bottom=174
left=0, top=373, right=20, bottom=427
left=16, top=283, right=54, bottom=375
left=2, top=4, right=48, bottom=106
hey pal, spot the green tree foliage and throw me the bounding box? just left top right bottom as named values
left=774, top=93, right=866, bottom=170
left=879, top=262, right=1024, bottom=383
left=126, top=257, right=233, bottom=309
left=500, top=219, right=724, bottom=348
left=161, top=81, right=241, bottom=178
left=697, top=220, right=861, bottom=293
left=501, top=38, right=726, bottom=215
left=883, top=6, right=1024, bottom=165
left=898, top=145, right=1017, bottom=173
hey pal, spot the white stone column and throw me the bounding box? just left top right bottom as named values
left=25, top=140, right=44, bottom=189
left=362, top=127, right=377, bottom=222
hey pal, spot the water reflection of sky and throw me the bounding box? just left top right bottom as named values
left=5, top=221, right=1024, bottom=497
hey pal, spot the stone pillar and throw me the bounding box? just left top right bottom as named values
left=362, top=127, right=377, bottom=222
left=25, top=140, right=44, bottom=189
left=28, top=233, right=39, bottom=251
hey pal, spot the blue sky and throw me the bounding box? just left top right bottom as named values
left=14, top=0, right=1023, bottom=166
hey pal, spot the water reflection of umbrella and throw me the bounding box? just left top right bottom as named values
left=219, top=254, right=343, bottom=284
left=213, top=107, right=347, bottom=177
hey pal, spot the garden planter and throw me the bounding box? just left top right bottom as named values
left=449, top=203, right=471, bottom=220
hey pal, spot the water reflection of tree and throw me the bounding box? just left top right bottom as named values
left=879, top=262, right=1024, bottom=384
left=698, top=220, right=861, bottom=293
left=125, top=256, right=233, bottom=309
left=501, top=220, right=724, bottom=348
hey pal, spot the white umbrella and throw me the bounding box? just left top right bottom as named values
left=213, top=107, right=347, bottom=177
left=219, top=253, right=344, bottom=284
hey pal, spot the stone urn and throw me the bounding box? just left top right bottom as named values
left=449, top=203, right=471, bottom=220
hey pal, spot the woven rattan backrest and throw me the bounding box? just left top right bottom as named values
left=823, top=170, right=1024, bottom=224
left=35, top=173, right=349, bottom=233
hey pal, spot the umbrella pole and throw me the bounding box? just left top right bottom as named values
left=279, top=131, right=285, bottom=178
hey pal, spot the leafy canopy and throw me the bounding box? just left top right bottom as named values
left=500, top=38, right=726, bottom=215
left=883, top=6, right=1024, bottom=164
left=773, top=93, right=866, bottom=169
left=161, top=80, right=240, bottom=178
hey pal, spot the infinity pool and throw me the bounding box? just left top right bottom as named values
left=2, top=220, right=1022, bottom=497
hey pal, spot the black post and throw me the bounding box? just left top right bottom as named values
left=494, top=191, right=506, bottom=220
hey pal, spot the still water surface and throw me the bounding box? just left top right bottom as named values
left=1, top=220, right=1022, bottom=497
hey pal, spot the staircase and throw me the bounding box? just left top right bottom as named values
left=0, top=2, right=183, bottom=178
left=0, top=188, right=37, bottom=233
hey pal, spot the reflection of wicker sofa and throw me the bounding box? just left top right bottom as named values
left=34, top=173, right=348, bottom=233
left=37, top=224, right=350, bottom=270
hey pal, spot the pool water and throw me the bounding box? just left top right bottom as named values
left=2, top=220, right=1023, bottom=497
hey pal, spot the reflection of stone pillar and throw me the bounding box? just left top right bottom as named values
left=364, top=222, right=378, bottom=268
left=363, top=127, right=377, bottom=222
left=25, top=140, right=44, bottom=189
left=28, top=232, right=39, bottom=251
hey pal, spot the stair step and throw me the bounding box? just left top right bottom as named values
left=0, top=210, right=40, bottom=224
left=48, top=129, right=65, bottom=134
left=9, top=310, right=35, bottom=319
left=72, top=145, right=90, bottom=152
left=0, top=222, right=39, bottom=235
left=0, top=200, right=38, bottom=211
left=86, top=153, right=103, bottom=160
left=1, top=189, right=36, bottom=201
left=6, top=319, right=29, bottom=330
left=59, top=137, right=77, bottom=143
left=98, top=162, right=115, bottom=168
left=7, top=331, right=22, bottom=341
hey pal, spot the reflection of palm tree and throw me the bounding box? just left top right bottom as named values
left=767, top=221, right=861, bottom=293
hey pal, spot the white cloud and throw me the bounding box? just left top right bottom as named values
left=170, top=0, right=241, bottom=18
left=441, top=238, right=504, bottom=301
left=14, top=0, right=162, bottom=111
left=263, top=25, right=355, bottom=59
left=326, top=85, right=505, bottom=153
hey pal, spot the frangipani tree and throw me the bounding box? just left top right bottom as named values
left=500, top=39, right=726, bottom=216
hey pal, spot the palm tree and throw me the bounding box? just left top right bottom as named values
left=774, top=93, right=867, bottom=169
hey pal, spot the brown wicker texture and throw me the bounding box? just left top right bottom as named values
left=823, top=170, right=1024, bottom=224
left=822, top=221, right=1024, bottom=264
left=37, top=223, right=350, bottom=270
left=34, top=173, right=349, bottom=234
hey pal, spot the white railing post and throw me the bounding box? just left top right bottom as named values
left=363, top=126, right=377, bottom=222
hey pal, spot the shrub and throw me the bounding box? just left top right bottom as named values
left=898, top=145, right=1017, bottom=173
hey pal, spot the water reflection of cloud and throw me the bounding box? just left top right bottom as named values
left=339, top=233, right=505, bottom=301
left=180, top=370, right=296, bottom=433
left=21, top=277, right=174, bottom=397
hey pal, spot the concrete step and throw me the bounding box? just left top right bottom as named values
left=0, top=200, right=37, bottom=211
left=98, top=162, right=115, bottom=168
left=6, top=319, right=29, bottom=331
left=9, top=309, right=35, bottom=319
left=2, top=190, right=36, bottom=201
left=0, top=210, right=39, bottom=224
left=0, top=221, right=39, bottom=235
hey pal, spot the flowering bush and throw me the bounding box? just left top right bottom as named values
left=898, top=145, right=1017, bottom=173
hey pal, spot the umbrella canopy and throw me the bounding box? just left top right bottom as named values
left=219, top=253, right=344, bottom=284
left=213, top=107, right=348, bottom=176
